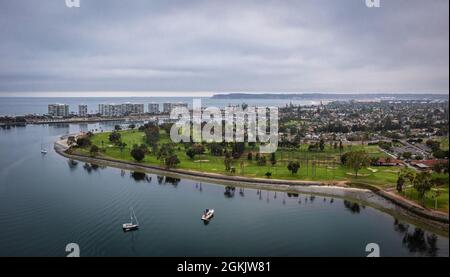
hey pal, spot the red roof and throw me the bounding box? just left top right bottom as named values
left=410, top=159, right=448, bottom=167
left=376, top=158, right=402, bottom=164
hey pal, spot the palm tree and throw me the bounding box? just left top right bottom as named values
left=413, top=171, right=433, bottom=204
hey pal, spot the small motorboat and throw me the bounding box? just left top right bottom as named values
left=201, top=209, right=214, bottom=221
left=123, top=207, right=139, bottom=232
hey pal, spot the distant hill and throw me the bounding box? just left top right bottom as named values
left=212, top=93, right=449, bottom=100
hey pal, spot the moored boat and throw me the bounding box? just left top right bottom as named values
left=201, top=209, right=214, bottom=221
left=123, top=207, right=139, bottom=232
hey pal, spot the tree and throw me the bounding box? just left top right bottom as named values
left=413, top=172, right=433, bottom=203
left=257, top=156, right=267, bottom=166
left=247, top=152, right=253, bottom=161
left=402, top=152, right=412, bottom=160
left=118, top=142, right=127, bottom=153
left=208, top=143, right=224, bottom=156
left=319, top=138, right=325, bottom=151
left=432, top=162, right=449, bottom=174
left=265, top=172, right=272, bottom=179
left=160, top=123, right=173, bottom=135
left=90, top=145, right=99, bottom=156
left=114, top=125, right=122, bottom=131
left=144, top=124, right=160, bottom=152
left=396, top=175, right=405, bottom=193
left=165, top=154, right=180, bottom=168
left=270, top=153, right=277, bottom=165
left=340, top=152, right=349, bottom=165
left=128, top=124, right=136, bottom=130
left=76, top=136, right=91, bottom=148
left=224, top=152, right=233, bottom=172
left=287, top=161, right=300, bottom=175
left=109, top=131, right=121, bottom=144
left=131, top=145, right=145, bottom=162
left=192, top=144, right=205, bottom=155
left=138, top=144, right=149, bottom=154
left=157, top=143, right=179, bottom=168
left=433, top=149, right=448, bottom=159
left=232, top=142, right=245, bottom=159
left=344, top=151, right=369, bottom=178
left=67, top=136, right=76, bottom=146
left=186, top=148, right=196, bottom=160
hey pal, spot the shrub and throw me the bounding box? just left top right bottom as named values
left=109, top=131, right=121, bottom=144
left=131, top=145, right=145, bottom=162
left=89, top=145, right=99, bottom=156
left=76, top=136, right=91, bottom=147
left=287, top=161, right=300, bottom=175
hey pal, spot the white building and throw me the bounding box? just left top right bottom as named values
left=163, top=102, right=188, bottom=113
left=48, top=104, right=69, bottom=117
left=148, top=103, right=160, bottom=114
left=78, top=105, right=88, bottom=117
left=98, top=103, right=144, bottom=117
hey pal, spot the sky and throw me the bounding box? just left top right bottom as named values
left=0, top=0, right=448, bottom=97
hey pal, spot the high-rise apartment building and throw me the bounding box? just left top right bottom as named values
left=48, top=104, right=69, bottom=117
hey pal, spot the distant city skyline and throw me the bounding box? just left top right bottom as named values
left=0, top=0, right=448, bottom=94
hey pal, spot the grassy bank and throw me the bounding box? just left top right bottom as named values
left=72, top=129, right=448, bottom=212
left=77, top=130, right=399, bottom=184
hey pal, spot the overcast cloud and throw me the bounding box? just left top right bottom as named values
left=0, top=0, right=448, bottom=95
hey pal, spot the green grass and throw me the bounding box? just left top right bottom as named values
left=402, top=184, right=449, bottom=212
left=72, top=129, right=450, bottom=212
left=76, top=129, right=402, bottom=187
left=439, top=137, right=449, bottom=151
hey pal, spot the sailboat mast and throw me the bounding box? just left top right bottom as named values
left=132, top=208, right=139, bottom=225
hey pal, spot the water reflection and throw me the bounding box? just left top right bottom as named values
left=224, top=186, right=235, bottom=198
left=130, top=171, right=151, bottom=183
left=393, top=218, right=441, bottom=256
left=196, top=183, right=203, bottom=192
left=67, top=159, right=78, bottom=170
left=402, top=228, right=439, bottom=257
left=343, top=200, right=361, bottom=214
left=393, top=219, right=409, bottom=234
left=82, top=163, right=104, bottom=173
left=52, top=123, right=69, bottom=129
left=164, top=177, right=180, bottom=186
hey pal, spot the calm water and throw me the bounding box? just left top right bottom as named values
left=0, top=123, right=448, bottom=257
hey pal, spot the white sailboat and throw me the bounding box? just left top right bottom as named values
left=40, top=143, right=48, bottom=154
left=122, top=207, right=139, bottom=232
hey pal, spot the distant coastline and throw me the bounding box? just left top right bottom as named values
left=211, top=93, right=450, bottom=100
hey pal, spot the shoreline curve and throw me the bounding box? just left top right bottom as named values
left=54, top=139, right=449, bottom=232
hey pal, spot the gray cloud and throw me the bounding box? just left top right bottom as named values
left=0, top=0, right=448, bottom=95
